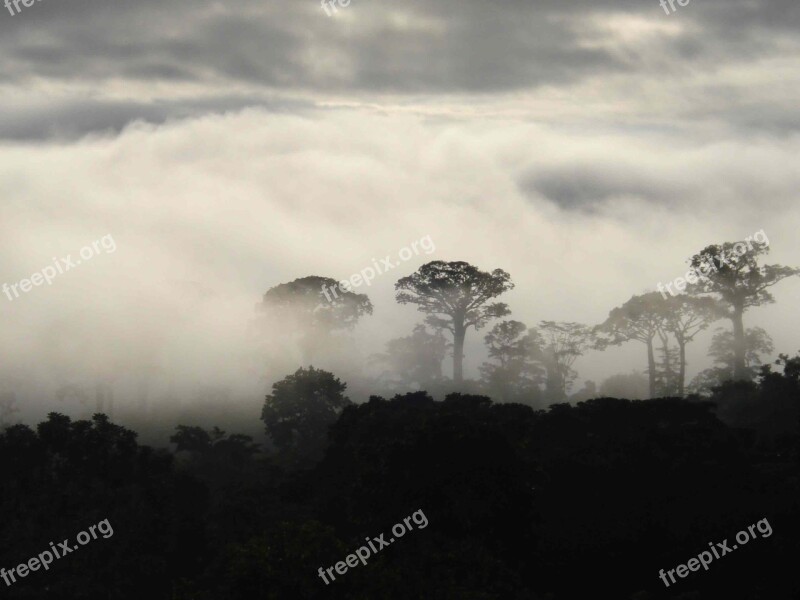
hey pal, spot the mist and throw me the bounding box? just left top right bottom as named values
left=0, top=109, right=798, bottom=443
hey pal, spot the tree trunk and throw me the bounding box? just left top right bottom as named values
left=678, top=341, right=686, bottom=396
left=545, top=366, right=558, bottom=402
left=557, top=367, right=567, bottom=400
left=543, top=351, right=563, bottom=402
left=453, top=322, right=466, bottom=385
left=731, top=303, right=747, bottom=380
left=647, top=338, right=656, bottom=398
left=658, top=331, right=673, bottom=395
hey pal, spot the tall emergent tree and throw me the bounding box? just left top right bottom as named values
left=654, top=327, right=680, bottom=396
left=596, top=293, right=666, bottom=398
left=659, top=295, right=723, bottom=395
left=395, top=261, right=514, bottom=384
left=258, top=276, right=373, bottom=363
left=686, top=239, right=798, bottom=381
left=600, top=293, right=724, bottom=397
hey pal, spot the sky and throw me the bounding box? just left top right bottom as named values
left=1, top=0, right=799, bottom=423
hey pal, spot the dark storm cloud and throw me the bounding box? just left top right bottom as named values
left=683, top=98, right=800, bottom=137
left=0, top=0, right=624, bottom=91
left=0, top=0, right=793, bottom=93
left=519, top=163, right=683, bottom=212
left=0, top=96, right=313, bottom=141
left=0, top=0, right=797, bottom=139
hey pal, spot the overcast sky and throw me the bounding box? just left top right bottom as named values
left=1, top=0, right=799, bottom=420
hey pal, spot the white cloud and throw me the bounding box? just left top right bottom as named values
left=1, top=107, right=798, bottom=418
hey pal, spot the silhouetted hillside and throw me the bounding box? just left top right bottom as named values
left=2, top=366, right=799, bottom=599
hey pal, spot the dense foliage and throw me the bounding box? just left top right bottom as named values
left=2, top=357, right=799, bottom=599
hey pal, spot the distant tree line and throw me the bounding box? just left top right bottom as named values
left=257, top=235, right=797, bottom=406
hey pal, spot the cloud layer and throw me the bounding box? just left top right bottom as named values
left=1, top=109, right=799, bottom=422
left=1, top=0, right=798, bottom=138
left=0, top=0, right=798, bottom=423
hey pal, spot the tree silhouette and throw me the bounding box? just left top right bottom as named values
left=395, top=261, right=513, bottom=384
left=258, top=276, right=373, bottom=363
left=526, top=321, right=593, bottom=402
left=758, top=352, right=800, bottom=412
left=261, top=366, right=351, bottom=465
left=689, top=327, right=774, bottom=394
left=0, top=392, right=18, bottom=430
left=170, top=425, right=260, bottom=483
left=654, top=329, right=680, bottom=396
left=659, top=295, right=723, bottom=395
left=686, top=240, right=798, bottom=380
left=2, top=378, right=799, bottom=598
left=596, top=293, right=666, bottom=398
left=371, top=324, right=450, bottom=391
left=709, top=326, right=774, bottom=372
left=479, top=320, right=544, bottom=404
left=710, top=350, right=800, bottom=436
